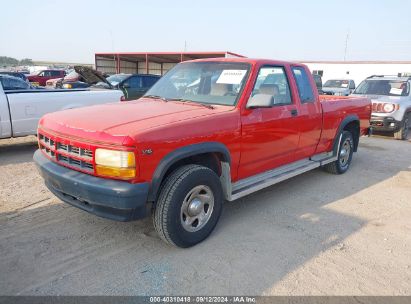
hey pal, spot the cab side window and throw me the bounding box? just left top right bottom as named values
left=126, top=76, right=143, bottom=88
left=143, top=76, right=159, bottom=88
left=251, top=66, right=292, bottom=105
left=292, top=67, right=314, bottom=103
left=50, top=71, right=61, bottom=77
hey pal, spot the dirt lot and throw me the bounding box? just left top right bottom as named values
left=0, top=135, right=411, bottom=296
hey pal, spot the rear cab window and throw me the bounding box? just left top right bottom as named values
left=292, top=66, right=315, bottom=103
left=0, top=77, right=29, bottom=90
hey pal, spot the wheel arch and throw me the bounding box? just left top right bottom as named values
left=148, top=142, right=231, bottom=202
left=332, top=115, right=360, bottom=155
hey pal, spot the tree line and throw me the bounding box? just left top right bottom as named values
left=0, top=56, right=33, bottom=67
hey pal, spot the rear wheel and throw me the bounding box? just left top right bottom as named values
left=323, top=130, right=354, bottom=175
left=153, top=164, right=223, bottom=248
left=394, top=115, right=409, bottom=140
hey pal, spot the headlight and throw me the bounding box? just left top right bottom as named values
left=383, top=103, right=395, bottom=113
left=63, top=83, right=72, bottom=89
left=95, top=149, right=136, bottom=179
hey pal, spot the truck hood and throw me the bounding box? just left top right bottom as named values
left=74, top=66, right=110, bottom=87
left=39, top=98, right=234, bottom=145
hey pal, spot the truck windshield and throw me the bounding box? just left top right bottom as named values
left=144, top=62, right=251, bottom=106
left=354, top=79, right=409, bottom=96
left=324, top=80, right=349, bottom=88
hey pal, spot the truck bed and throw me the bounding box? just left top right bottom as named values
left=317, top=95, right=371, bottom=153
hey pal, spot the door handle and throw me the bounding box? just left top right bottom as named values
left=290, top=109, right=298, bottom=117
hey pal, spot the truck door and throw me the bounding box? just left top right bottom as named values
left=121, top=76, right=145, bottom=100
left=239, top=65, right=301, bottom=179
left=290, top=66, right=322, bottom=160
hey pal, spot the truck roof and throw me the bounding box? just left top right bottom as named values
left=184, top=57, right=300, bottom=66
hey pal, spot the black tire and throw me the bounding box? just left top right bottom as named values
left=394, top=115, right=409, bottom=140
left=153, top=164, right=223, bottom=248
left=323, top=130, right=354, bottom=175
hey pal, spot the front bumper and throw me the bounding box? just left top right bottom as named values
left=33, top=150, right=150, bottom=221
left=370, top=116, right=402, bottom=132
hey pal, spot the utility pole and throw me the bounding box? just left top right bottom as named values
left=184, top=40, right=187, bottom=52
left=344, top=29, right=350, bottom=61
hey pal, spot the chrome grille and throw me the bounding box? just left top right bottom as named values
left=71, top=146, right=80, bottom=155
left=39, top=133, right=94, bottom=173
left=57, top=143, right=68, bottom=151
left=372, top=103, right=381, bottom=113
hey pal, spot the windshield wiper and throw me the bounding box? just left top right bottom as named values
left=144, top=95, right=169, bottom=102
left=168, top=98, right=215, bottom=109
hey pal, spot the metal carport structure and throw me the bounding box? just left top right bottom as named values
left=95, top=51, right=245, bottom=75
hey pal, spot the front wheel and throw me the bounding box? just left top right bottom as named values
left=323, top=130, right=354, bottom=174
left=394, top=115, right=409, bottom=140
left=153, top=165, right=223, bottom=248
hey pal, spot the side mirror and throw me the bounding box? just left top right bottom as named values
left=122, top=83, right=130, bottom=89
left=246, top=94, right=274, bottom=109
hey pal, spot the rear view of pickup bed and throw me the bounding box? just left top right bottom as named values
left=34, top=58, right=371, bottom=247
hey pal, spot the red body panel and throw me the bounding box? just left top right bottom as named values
left=316, top=95, right=371, bottom=153
left=37, top=58, right=371, bottom=185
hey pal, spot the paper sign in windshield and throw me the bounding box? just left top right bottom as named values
left=217, top=70, right=247, bottom=84
left=390, top=88, right=403, bottom=95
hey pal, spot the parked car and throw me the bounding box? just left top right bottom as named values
left=0, top=80, right=124, bottom=139
left=0, top=71, right=28, bottom=83
left=46, top=77, right=63, bottom=88
left=27, top=70, right=66, bottom=86
left=94, top=73, right=161, bottom=100
left=34, top=58, right=371, bottom=247
left=0, top=75, right=39, bottom=90
left=323, top=79, right=356, bottom=96
left=352, top=74, right=411, bottom=139
left=45, top=69, right=74, bottom=88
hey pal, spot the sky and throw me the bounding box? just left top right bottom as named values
left=1, top=0, right=411, bottom=63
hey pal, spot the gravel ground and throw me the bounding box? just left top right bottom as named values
left=0, top=135, right=410, bottom=296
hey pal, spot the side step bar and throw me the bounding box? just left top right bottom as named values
left=226, top=152, right=338, bottom=201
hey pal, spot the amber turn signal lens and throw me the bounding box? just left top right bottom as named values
left=96, top=165, right=136, bottom=179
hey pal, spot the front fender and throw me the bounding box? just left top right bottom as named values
left=148, top=142, right=231, bottom=202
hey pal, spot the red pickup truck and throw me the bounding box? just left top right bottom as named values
left=34, top=58, right=371, bottom=247
left=27, top=69, right=66, bottom=86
